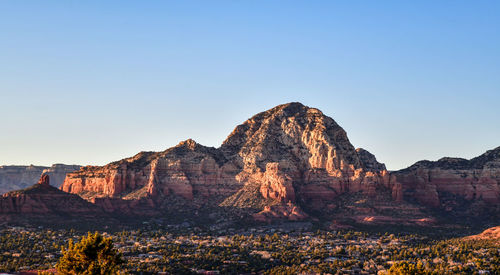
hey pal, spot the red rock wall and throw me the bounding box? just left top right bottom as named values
left=393, top=167, right=500, bottom=207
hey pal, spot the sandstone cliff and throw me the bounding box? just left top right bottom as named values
left=219, top=103, right=392, bottom=218
left=0, top=164, right=81, bottom=194
left=60, top=103, right=393, bottom=221
left=5, top=102, right=499, bottom=226
left=61, top=139, right=241, bottom=206
left=56, top=102, right=500, bottom=224
left=392, top=147, right=500, bottom=210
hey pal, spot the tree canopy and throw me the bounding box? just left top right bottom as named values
left=56, top=232, right=124, bottom=275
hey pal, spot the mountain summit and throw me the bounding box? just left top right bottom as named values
left=59, top=102, right=394, bottom=221
left=29, top=102, right=497, bottom=225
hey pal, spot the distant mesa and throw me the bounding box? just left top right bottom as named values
left=0, top=164, right=81, bottom=194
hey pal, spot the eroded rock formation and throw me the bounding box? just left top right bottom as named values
left=0, top=164, right=81, bottom=194
left=392, top=147, right=500, bottom=208
left=38, top=174, right=50, bottom=186
left=4, top=102, right=500, bottom=225
left=0, top=175, right=101, bottom=218
left=61, top=103, right=390, bottom=221
left=253, top=202, right=308, bottom=223
left=61, top=139, right=241, bottom=204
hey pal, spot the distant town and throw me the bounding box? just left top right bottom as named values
left=1, top=223, right=498, bottom=274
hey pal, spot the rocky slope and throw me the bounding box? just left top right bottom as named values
left=50, top=102, right=500, bottom=225
left=60, top=103, right=406, bottom=222
left=465, top=226, right=500, bottom=243
left=0, top=164, right=81, bottom=194
left=61, top=140, right=240, bottom=205
left=0, top=175, right=102, bottom=221
left=392, top=147, right=500, bottom=213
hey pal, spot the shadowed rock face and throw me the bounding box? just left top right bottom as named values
left=392, top=147, right=500, bottom=208
left=356, top=148, right=387, bottom=172
left=38, top=174, right=50, bottom=186
left=0, top=164, right=81, bottom=194
left=0, top=175, right=102, bottom=219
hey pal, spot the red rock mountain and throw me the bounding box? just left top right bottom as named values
left=11, top=101, right=491, bottom=225
left=0, top=174, right=102, bottom=221
left=58, top=103, right=401, bottom=221
left=392, top=147, right=500, bottom=210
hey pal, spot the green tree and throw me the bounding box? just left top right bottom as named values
left=56, top=232, right=124, bottom=275
left=388, top=261, right=427, bottom=275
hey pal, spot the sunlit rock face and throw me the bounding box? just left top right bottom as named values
left=220, top=102, right=389, bottom=212
left=60, top=103, right=391, bottom=221
left=61, top=140, right=241, bottom=203
left=392, top=147, right=500, bottom=208
left=465, top=226, right=500, bottom=242
left=58, top=102, right=499, bottom=222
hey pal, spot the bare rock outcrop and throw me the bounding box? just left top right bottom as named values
left=0, top=175, right=101, bottom=217
left=5, top=102, right=500, bottom=225
left=253, top=202, right=309, bottom=223
left=356, top=148, right=386, bottom=171
left=61, top=139, right=241, bottom=204
left=259, top=162, right=295, bottom=203
left=220, top=103, right=389, bottom=210
left=38, top=174, right=50, bottom=186
left=392, top=147, right=500, bottom=208
left=465, top=226, right=500, bottom=243
left=61, top=102, right=390, bottom=221
left=0, top=164, right=81, bottom=194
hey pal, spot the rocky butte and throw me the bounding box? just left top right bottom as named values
left=57, top=102, right=500, bottom=225
left=3, top=102, right=499, bottom=226
left=392, top=147, right=500, bottom=215
left=0, top=174, right=102, bottom=222
left=58, top=103, right=401, bottom=221
left=0, top=164, right=81, bottom=194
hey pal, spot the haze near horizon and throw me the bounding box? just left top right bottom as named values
left=1, top=1, right=499, bottom=170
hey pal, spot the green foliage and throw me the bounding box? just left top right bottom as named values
left=388, top=261, right=427, bottom=274
left=56, top=232, right=124, bottom=275
left=1, top=227, right=499, bottom=274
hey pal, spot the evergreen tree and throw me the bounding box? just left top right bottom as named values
left=56, top=232, right=124, bottom=275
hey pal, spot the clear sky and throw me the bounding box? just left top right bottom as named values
left=0, top=1, right=499, bottom=170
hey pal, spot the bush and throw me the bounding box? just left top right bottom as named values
left=56, top=232, right=124, bottom=275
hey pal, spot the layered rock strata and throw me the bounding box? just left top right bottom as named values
left=0, top=175, right=101, bottom=216
left=62, top=140, right=237, bottom=199
left=61, top=103, right=390, bottom=220
left=0, top=164, right=81, bottom=194
left=392, top=147, right=500, bottom=208
left=4, top=102, right=500, bottom=224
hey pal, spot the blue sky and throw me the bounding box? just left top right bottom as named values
left=0, top=1, right=499, bottom=170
